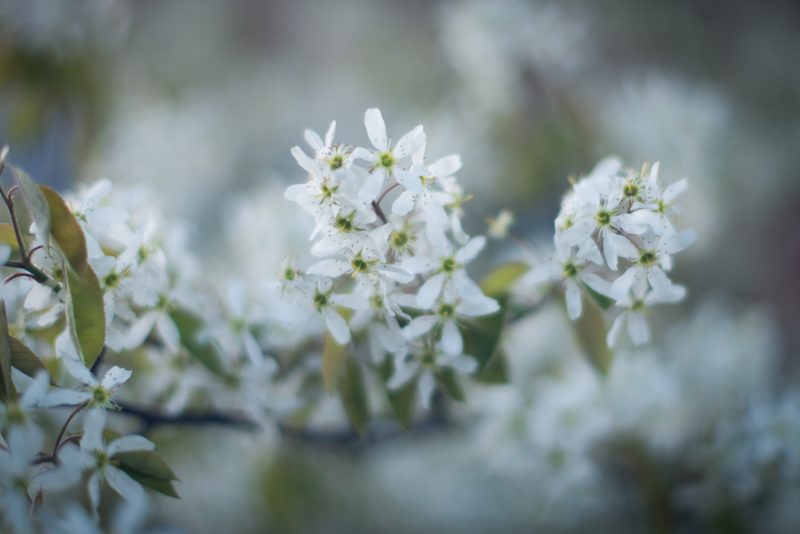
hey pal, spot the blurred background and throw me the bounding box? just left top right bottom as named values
left=2, top=0, right=799, bottom=532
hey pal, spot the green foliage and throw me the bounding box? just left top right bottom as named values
left=114, top=450, right=180, bottom=499
left=569, top=294, right=613, bottom=374
left=436, top=368, right=465, bottom=402
left=10, top=166, right=49, bottom=244
left=64, top=265, right=105, bottom=368
left=338, top=357, right=370, bottom=435
left=170, top=307, right=230, bottom=380
left=40, top=186, right=89, bottom=272
left=379, top=357, right=416, bottom=428
left=479, top=261, right=529, bottom=299
left=8, top=335, right=53, bottom=384
left=322, top=334, right=347, bottom=394
left=0, top=303, right=18, bottom=401
left=0, top=223, right=19, bottom=252
left=461, top=261, right=528, bottom=382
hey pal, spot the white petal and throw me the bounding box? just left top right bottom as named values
left=580, top=271, right=612, bottom=297
left=364, top=108, right=388, bottom=151
left=440, top=320, right=463, bottom=355
left=101, top=366, right=132, bottom=391
left=404, top=315, right=438, bottom=339
left=307, top=259, right=350, bottom=277
left=242, top=330, right=264, bottom=365
left=565, top=280, right=582, bottom=320
left=40, top=388, right=91, bottom=407
left=606, top=314, right=625, bottom=348
left=663, top=178, right=688, bottom=202
left=88, top=472, right=102, bottom=512
left=156, top=314, right=181, bottom=354
left=304, top=129, right=323, bottom=151
left=661, top=229, right=696, bottom=254
left=418, top=371, right=436, bottom=410
left=108, top=435, right=155, bottom=457
left=429, top=154, right=462, bottom=177
left=330, top=293, right=369, bottom=310
left=60, top=346, right=95, bottom=385
left=21, top=371, right=51, bottom=408
left=387, top=362, right=417, bottom=390
left=402, top=256, right=438, bottom=274
left=290, top=146, right=320, bottom=176
left=359, top=172, right=383, bottom=203
left=417, top=273, right=446, bottom=309
left=81, top=408, right=106, bottom=452
left=323, top=309, right=350, bottom=344
left=106, top=466, right=145, bottom=504
left=602, top=233, right=618, bottom=270
left=391, top=190, right=416, bottom=216
left=610, top=267, right=638, bottom=299
left=647, top=267, right=677, bottom=300
left=446, top=353, right=477, bottom=374
left=609, top=233, right=639, bottom=259
left=379, top=265, right=414, bottom=283
left=627, top=312, right=651, bottom=345
left=455, top=236, right=486, bottom=264
left=394, top=125, right=425, bottom=159
left=324, top=121, right=336, bottom=147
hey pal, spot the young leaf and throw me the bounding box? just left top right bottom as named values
left=169, top=307, right=229, bottom=379
left=480, top=261, right=529, bottom=299
left=10, top=166, right=49, bottom=246
left=9, top=336, right=53, bottom=384
left=0, top=303, right=18, bottom=401
left=582, top=283, right=615, bottom=310
left=65, top=265, right=106, bottom=368
left=436, top=368, right=465, bottom=402
left=114, top=450, right=179, bottom=481
left=569, top=294, right=613, bottom=375
left=0, top=223, right=19, bottom=252
left=379, top=356, right=416, bottom=428
left=338, top=357, right=370, bottom=435
left=322, top=334, right=347, bottom=394
left=40, top=185, right=89, bottom=273
left=123, top=470, right=180, bottom=499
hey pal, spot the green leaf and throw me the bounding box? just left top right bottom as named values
left=114, top=450, right=179, bottom=481
left=169, top=307, right=228, bottom=379
left=8, top=336, right=53, bottom=384
left=480, top=261, right=529, bottom=299
left=436, top=368, right=465, bottom=402
left=569, top=294, right=613, bottom=375
left=123, top=470, right=180, bottom=499
left=0, top=223, right=20, bottom=252
left=40, top=185, right=88, bottom=273
left=461, top=306, right=505, bottom=371
left=0, top=303, right=18, bottom=402
left=10, top=166, right=49, bottom=245
left=64, top=265, right=105, bottom=367
left=475, top=349, right=510, bottom=384
left=338, top=357, right=370, bottom=435
left=378, top=357, right=416, bottom=428
left=582, top=283, right=615, bottom=310
left=321, top=334, right=347, bottom=394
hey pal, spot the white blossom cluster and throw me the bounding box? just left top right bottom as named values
left=282, top=108, right=499, bottom=408
left=524, top=158, right=696, bottom=347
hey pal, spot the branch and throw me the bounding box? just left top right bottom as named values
left=117, top=402, right=261, bottom=432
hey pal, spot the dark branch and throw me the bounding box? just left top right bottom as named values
left=117, top=402, right=261, bottom=432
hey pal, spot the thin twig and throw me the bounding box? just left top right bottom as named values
left=52, top=402, right=88, bottom=458
left=117, top=402, right=260, bottom=432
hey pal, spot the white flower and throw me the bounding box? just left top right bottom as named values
left=606, top=286, right=685, bottom=347
left=523, top=241, right=612, bottom=320
left=610, top=229, right=696, bottom=301
left=403, top=296, right=499, bottom=355
left=65, top=409, right=154, bottom=512
left=388, top=344, right=477, bottom=410
left=42, top=335, right=132, bottom=411
left=352, top=107, right=426, bottom=201
left=402, top=236, right=490, bottom=309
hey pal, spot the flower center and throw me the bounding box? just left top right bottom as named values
left=623, top=181, right=639, bottom=198
left=329, top=154, right=344, bottom=170
left=438, top=304, right=455, bottom=319
left=639, top=251, right=656, bottom=266
left=313, top=292, right=328, bottom=310
left=441, top=257, right=457, bottom=274
left=379, top=151, right=395, bottom=169
left=563, top=262, right=578, bottom=278
left=595, top=210, right=612, bottom=226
